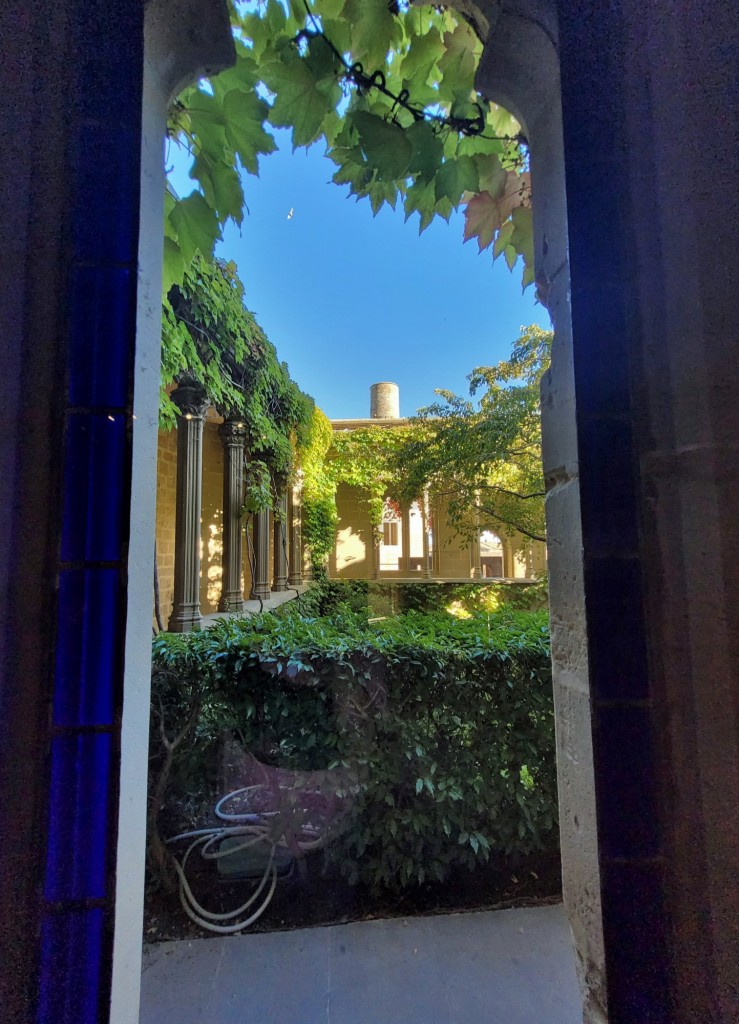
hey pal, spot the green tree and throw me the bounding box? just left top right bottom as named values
left=163, top=0, right=533, bottom=299
left=395, top=324, right=552, bottom=546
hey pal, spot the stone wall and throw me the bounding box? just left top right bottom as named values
left=332, top=485, right=542, bottom=580
left=200, top=420, right=223, bottom=613
left=330, top=482, right=375, bottom=578
left=155, top=429, right=177, bottom=621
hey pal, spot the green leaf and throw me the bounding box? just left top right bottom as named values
left=190, top=153, right=244, bottom=225
left=493, top=219, right=515, bottom=259
left=400, top=26, right=445, bottom=86
left=162, top=237, right=185, bottom=297
left=351, top=112, right=413, bottom=181
left=186, top=89, right=228, bottom=155
left=435, top=156, right=479, bottom=206
left=511, top=205, right=534, bottom=267
left=210, top=50, right=260, bottom=100
left=474, top=154, right=507, bottom=197
left=406, top=121, right=444, bottom=182
left=367, top=179, right=398, bottom=215
left=436, top=23, right=478, bottom=102
left=342, top=0, right=402, bottom=71
left=331, top=152, right=374, bottom=196
left=266, top=58, right=339, bottom=148
left=169, top=192, right=222, bottom=267
left=403, top=178, right=436, bottom=233
left=223, top=90, right=277, bottom=175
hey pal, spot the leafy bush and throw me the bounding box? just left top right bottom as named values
left=283, top=577, right=548, bottom=618
left=150, top=595, right=556, bottom=893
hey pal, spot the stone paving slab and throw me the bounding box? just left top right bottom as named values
left=140, top=904, right=582, bottom=1024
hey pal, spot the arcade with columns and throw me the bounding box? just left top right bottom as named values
left=156, top=374, right=304, bottom=632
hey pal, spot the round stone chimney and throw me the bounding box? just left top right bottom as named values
left=370, top=382, right=400, bottom=419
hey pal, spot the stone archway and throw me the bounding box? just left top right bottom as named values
left=2, top=2, right=737, bottom=1023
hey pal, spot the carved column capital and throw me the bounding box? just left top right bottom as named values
left=171, top=373, right=209, bottom=419
left=219, top=418, right=247, bottom=446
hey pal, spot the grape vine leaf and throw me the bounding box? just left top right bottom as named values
left=162, top=237, right=185, bottom=298
left=169, top=192, right=222, bottom=268
left=406, top=120, right=444, bottom=182
left=223, top=90, right=277, bottom=175
left=264, top=57, right=340, bottom=148
left=352, top=111, right=414, bottom=181
left=404, top=178, right=437, bottom=234
left=436, top=23, right=479, bottom=103
left=400, top=26, right=445, bottom=89
left=463, top=191, right=500, bottom=251
left=342, top=0, right=402, bottom=71
left=190, top=153, right=244, bottom=225
left=435, top=156, right=479, bottom=206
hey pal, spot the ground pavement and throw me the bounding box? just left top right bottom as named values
left=140, top=903, right=582, bottom=1024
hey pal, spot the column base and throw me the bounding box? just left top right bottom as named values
left=287, top=573, right=303, bottom=587
left=250, top=584, right=272, bottom=601
left=218, top=593, right=244, bottom=613
left=271, top=578, right=288, bottom=593
left=167, top=604, right=203, bottom=633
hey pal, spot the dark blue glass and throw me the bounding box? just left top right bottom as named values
left=38, top=909, right=105, bottom=1024
left=60, top=412, right=126, bottom=563
left=54, top=569, right=120, bottom=726
left=68, top=267, right=134, bottom=408
left=71, top=125, right=141, bottom=265
left=44, top=734, right=111, bottom=902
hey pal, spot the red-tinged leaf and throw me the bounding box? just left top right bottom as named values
left=463, top=190, right=498, bottom=251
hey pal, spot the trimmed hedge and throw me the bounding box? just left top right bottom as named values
left=151, top=597, right=556, bottom=892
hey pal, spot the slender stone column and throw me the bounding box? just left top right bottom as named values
left=400, top=504, right=411, bottom=574
left=218, top=419, right=247, bottom=612
left=422, top=490, right=432, bottom=579
left=470, top=535, right=483, bottom=579
left=272, top=488, right=288, bottom=592
left=249, top=506, right=271, bottom=601
left=287, top=480, right=303, bottom=587
left=470, top=497, right=482, bottom=579
left=168, top=375, right=208, bottom=632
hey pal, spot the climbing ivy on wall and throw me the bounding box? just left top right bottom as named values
left=163, top=0, right=534, bottom=298
left=297, top=405, right=337, bottom=571
left=329, top=424, right=427, bottom=534
left=162, top=254, right=315, bottom=500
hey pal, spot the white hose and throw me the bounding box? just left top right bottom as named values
left=165, top=784, right=336, bottom=934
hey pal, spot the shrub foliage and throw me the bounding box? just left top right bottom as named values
left=150, top=587, right=556, bottom=893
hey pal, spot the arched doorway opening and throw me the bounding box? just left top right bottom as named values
left=5, top=2, right=737, bottom=1024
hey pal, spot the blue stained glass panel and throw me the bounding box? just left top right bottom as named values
left=71, top=125, right=142, bottom=265
left=44, top=734, right=111, bottom=902
left=38, top=909, right=105, bottom=1024
left=54, top=569, right=119, bottom=726
left=60, top=413, right=125, bottom=563
left=68, top=267, right=134, bottom=408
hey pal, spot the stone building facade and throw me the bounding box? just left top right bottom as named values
left=330, top=386, right=547, bottom=582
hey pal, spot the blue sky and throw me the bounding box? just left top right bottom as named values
left=168, top=129, right=549, bottom=419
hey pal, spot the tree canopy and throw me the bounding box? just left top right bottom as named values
left=163, top=0, right=534, bottom=299
left=394, top=324, right=551, bottom=545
